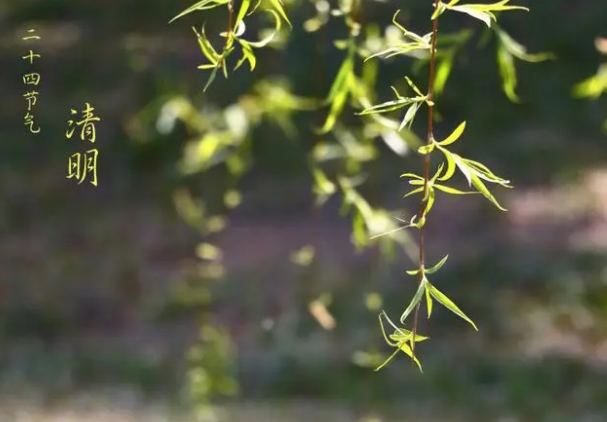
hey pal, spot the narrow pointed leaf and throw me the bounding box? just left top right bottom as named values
left=400, top=102, right=420, bottom=131
left=170, top=0, right=229, bottom=23
left=400, top=172, right=424, bottom=180
left=438, top=152, right=456, bottom=181
left=404, top=186, right=424, bottom=198
left=425, top=254, right=449, bottom=275
left=424, top=186, right=436, bottom=216
left=453, top=155, right=472, bottom=186
left=451, top=6, right=493, bottom=27
left=397, top=341, right=423, bottom=372
left=497, top=43, right=519, bottom=102
left=470, top=173, right=507, bottom=211
left=203, top=66, right=220, bottom=92
left=438, top=121, right=466, bottom=146
left=400, top=279, right=426, bottom=324
left=434, top=52, right=455, bottom=96
left=245, top=9, right=282, bottom=48
left=428, top=283, right=478, bottom=330
left=433, top=184, right=477, bottom=195
left=374, top=348, right=401, bottom=371
left=418, top=143, right=435, bottom=154
left=268, top=0, right=292, bottom=27
left=234, top=0, right=251, bottom=29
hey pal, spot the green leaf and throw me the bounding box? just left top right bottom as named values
left=451, top=5, right=493, bottom=27
left=423, top=186, right=436, bottom=216
left=425, top=254, right=449, bottom=275
left=352, top=211, right=366, bottom=248
left=399, top=278, right=427, bottom=324
left=319, top=48, right=354, bottom=133
left=404, top=186, right=424, bottom=198
left=433, top=184, right=477, bottom=195
left=397, top=341, right=423, bottom=372
left=399, top=102, right=421, bottom=131
left=496, top=42, right=519, bottom=102
left=425, top=287, right=433, bottom=318
left=170, top=0, right=230, bottom=23
left=406, top=268, right=421, bottom=275
left=311, top=167, right=336, bottom=205
left=450, top=155, right=507, bottom=209
left=235, top=40, right=257, bottom=70
left=434, top=52, right=455, bottom=96
left=359, top=96, right=424, bottom=115
left=417, top=143, right=435, bottom=154
left=193, top=25, right=221, bottom=65
left=437, top=121, right=466, bottom=146
left=234, top=0, right=251, bottom=30
left=447, top=1, right=528, bottom=27
left=203, top=66, right=220, bottom=92
left=405, top=76, right=425, bottom=97
left=573, top=64, right=607, bottom=99
left=245, top=9, right=282, bottom=48
left=374, top=348, right=401, bottom=371
left=437, top=153, right=456, bottom=181
left=464, top=158, right=511, bottom=185
left=320, top=82, right=351, bottom=133
left=471, top=174, right=507, bottom=211
left=379, top=311, right=429, bottom=344
left=452, top=155, right=472, bottom=186
left=495, top=27, right=555, bottom=63
left=389, top=330, right=429, bottom=344
left=326, top=52, right=354, bottom=104
left=400, top=172, right=424, bottom=180
left=431, top=163, right=445, bottom=183
left=428, top=283, right=478, bottom=330
left=369, top=224, right=411, bottom=241
left=431, top=2, right=449, bottom=20
left=268, top=0, right=292, bottom=28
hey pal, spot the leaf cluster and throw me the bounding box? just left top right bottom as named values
left=574, top=37, right=607, bottom=131
left=170, top=0, right=292, bottom=91
left=165, top=0, right=550, bottom=376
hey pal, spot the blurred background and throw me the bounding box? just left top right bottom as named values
left=1, top=0, right=607, bottom=421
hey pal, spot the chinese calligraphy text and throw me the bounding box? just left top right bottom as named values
left=66, top=103, right=102, bottom=186
left=21, top=29, right=41, bottom=134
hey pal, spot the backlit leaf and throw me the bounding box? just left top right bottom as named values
left=428, top=283, right=478, bottom=330
left=268, top=0, right=291, bottom=27
left=170, top=0, right=230, bottom=23
left=437, top=121, right=466, bottom=146
left=399, top=278, right=427, bottom=324
left=425, top=254, right=449, bottom=274
left=425, top=288, right=433, bottom=318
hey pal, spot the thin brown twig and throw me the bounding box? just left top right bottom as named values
left=220, top=0, right=235, bottom=68
left=411, top=0, right=440, bottom=361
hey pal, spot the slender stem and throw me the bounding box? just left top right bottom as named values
left=228, top=0, right=234, bottom=33
left=411, top=0, right=440, bottom=360
left=220, top=0, right=235, bottom=68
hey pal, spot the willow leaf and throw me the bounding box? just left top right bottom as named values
left=437, top=121, right=466, bottom=146
left=470, top=172, right=507, bottom=211
left=437, top=152, right=456, bottom=181
left=170, top=0, right=230, bottom=23
left=497, top=41, right=519, bottom=102
left=400, top=278, right=427, bottom=324
left=234, top=0, right=252, bottom=29
left=268, top=0, right=292, bottom=28
left=245, top=9, right=282, bottom=48
left=428, top=283, right=478, bottom=330
left=425, top=254, right=449, bottom=274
